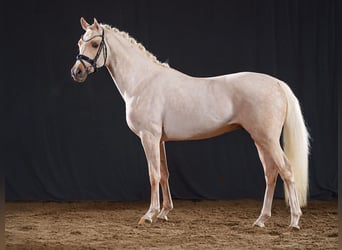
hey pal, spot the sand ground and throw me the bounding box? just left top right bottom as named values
left=5, top=199, right=338, bottom=249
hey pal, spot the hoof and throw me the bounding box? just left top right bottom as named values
left=157, top=208, right=171, bottom=222
left=138, top=217, right=152, bottom=225
left=288, top=225, right=300, bottom=231
left=253, top=221, right=265, bottom=228
left=253, top=214, right=270, bottom=228
left=157, top=215, right=168, bottom=222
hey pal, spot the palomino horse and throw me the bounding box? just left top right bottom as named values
left=71, top=18, right=309, bottom=229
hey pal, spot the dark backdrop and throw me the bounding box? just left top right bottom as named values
left=2, top=0, right=339, bottom=201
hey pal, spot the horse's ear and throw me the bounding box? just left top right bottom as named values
left=93, top=18, right=100, bottom=30
left=80, top=17, right=90, bottom=31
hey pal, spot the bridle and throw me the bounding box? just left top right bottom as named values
left=76, top=29, right=107, bottom=73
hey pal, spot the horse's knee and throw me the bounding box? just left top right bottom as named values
left=149, top=173, right=161, bottom=186
left=160, top=167, right=169, bottom=179
left=160, top=165, right=170, bottom=185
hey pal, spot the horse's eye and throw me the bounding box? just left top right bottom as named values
left=92, top=42, right=99, bottom=48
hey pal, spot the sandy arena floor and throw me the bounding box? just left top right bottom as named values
left=5, top=199, right=338, bottom=249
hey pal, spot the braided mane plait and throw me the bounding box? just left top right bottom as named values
left=102, top=24, right=169, bottom=68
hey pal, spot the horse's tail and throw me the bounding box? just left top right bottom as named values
left=279, top=82, right=310, bottom=207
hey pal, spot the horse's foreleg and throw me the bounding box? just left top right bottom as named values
left=157, top=142, right=173, bottom=221
left=253, top=143, right=279, bottom=228
left=138, top=132, right=161, bottom=224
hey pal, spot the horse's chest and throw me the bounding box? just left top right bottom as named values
left=125, top=105, right=142, bottom=135
left=125, top=101, right=160, bottom=136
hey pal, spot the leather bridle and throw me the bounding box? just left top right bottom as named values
left=76, top=29, right=107, bottom=73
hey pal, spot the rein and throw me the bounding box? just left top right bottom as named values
left=76, top=29, right=107, bottom=73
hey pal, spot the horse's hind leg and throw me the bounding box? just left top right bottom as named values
left=253, top=143, right=279, bottom=227
left=279, top=156, right=302, bottom=229
left=254, top=141, right=302, bottom=229
left=157, top=142, right=173, bottom=221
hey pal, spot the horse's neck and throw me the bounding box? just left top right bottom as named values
left=104, top=29, right=162, bottom=101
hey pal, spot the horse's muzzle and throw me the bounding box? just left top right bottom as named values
left=71, top=63, right=88, bottom=83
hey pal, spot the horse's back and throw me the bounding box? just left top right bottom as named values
left=159, top=71, right=287, bottom=141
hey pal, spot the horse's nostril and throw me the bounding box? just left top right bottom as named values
left=76, top=68, right=83, bottom=76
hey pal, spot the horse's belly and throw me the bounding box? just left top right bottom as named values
left=162, top=112, right=238, bottom=141
left=163, top=124, right=240, bottom=141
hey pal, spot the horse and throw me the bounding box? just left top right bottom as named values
left=71, top=17, right=309, bottom=229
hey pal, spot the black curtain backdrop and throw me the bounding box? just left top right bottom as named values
left=2, top=0, right=339, bottom=201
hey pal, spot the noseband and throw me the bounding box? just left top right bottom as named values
left=76, top=29, right=107, bottom=73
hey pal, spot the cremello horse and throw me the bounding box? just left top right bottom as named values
left=71, top=18, right=309, bottom=229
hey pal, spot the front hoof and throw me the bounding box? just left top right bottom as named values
left=253, top=214, right=270, bottom=228
left=157, top=215, right=168, bottom=222
left=138, top=216, right=153, bottom=225
left=288, top=225, right=300, bottom=231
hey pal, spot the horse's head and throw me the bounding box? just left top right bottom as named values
left=71, top=17, right=107, bottom=83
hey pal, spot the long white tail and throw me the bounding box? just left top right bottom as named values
left=279, top=82, right=310, bottom=207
